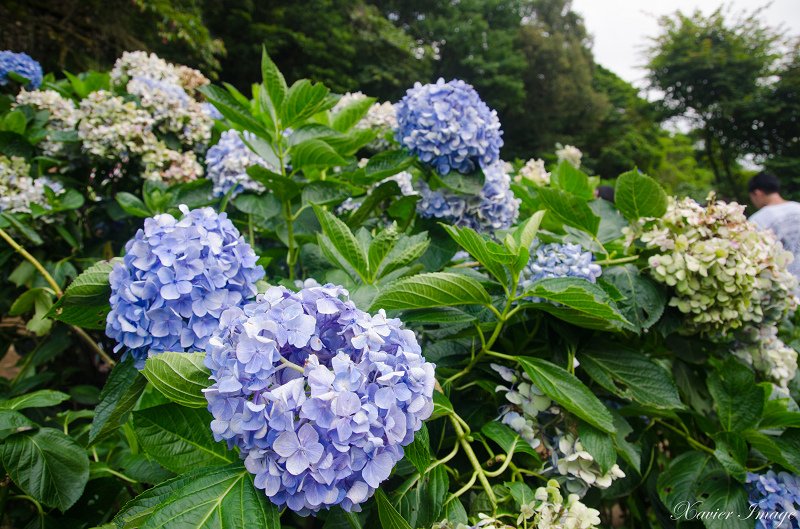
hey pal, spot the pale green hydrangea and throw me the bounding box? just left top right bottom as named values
left=734, top=325, right=798, bottom=388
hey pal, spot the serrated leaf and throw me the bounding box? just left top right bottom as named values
left=481, top=421, right=541, bottom=460
left=116, top=192, right=151, bottom=218
left=50, top=259, right=114, bottom=307
left=377, top=232, right=430, bottom=279
left=615, top=170, right=668, bottom=221
left=375, top=489, right=413, bottom=529
left=442, top=225, right=511, bottom=285
left=601, top=264, right=666, bottom=332
left=246, top=165, right=300, bottom=202
left=233, top=193, right=281, bottom=220
left=536, top=187, right=600, bottom=235
left=282, top=79, right=331, bottom=127
left=578, top=421, right=616, bottom=474
left=364, top=150, right=414, bottom=182
left=517, top=357, right=616, bottom=434
left=331, top=96, right=375, bottom=132
left=142, top=352, right=210, bottom=408
left=707, top=358, right=764, bottom=432
left=198, top=85, right=266, bottom=135
left=551, top=161, right=594, bottom=200
left=313, top=205, right=369, bottom=280
left=404, top=423, right=430, bottom=473
left=0, top=390, right=69, bottom=410
left=370, top=272, right=490, bottom=311
left=521, top=277, right=630, bottom=331
left=89, top=358, right=147, bottom=445
left=430, top=391, right=454, bottom=420
left=260, top=47, right=287, bottom=118
left=290, top=138, right=347, bottom=170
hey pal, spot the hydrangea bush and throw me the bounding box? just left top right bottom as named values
left=0, top=49, right=798, bottom=529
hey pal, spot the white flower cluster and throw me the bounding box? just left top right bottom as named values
left=0, top=155, right=63, bottom=215
left=514, top=158, right=550, bottom=186
left=734, top=326, right=798, bottom=388
left=556, top=433, right=626, bottom=491
left=634, top=195, right=798, bottom=335
left=14, top=89, right=79, bottom=157
left=555, top=144, right=582, bottom=168
left=111, top=51, right=209, bottom=95
left=332, top=92, right=397, bottom=149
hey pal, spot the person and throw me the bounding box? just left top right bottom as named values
left=748, top=171, right=800, bottom=281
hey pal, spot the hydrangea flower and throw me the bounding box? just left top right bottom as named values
left=519, top=242, right=602, bottom=293
left=632, top=194, right=798, bottom=335
left=333, top=92, right=398, bottom=150
left=204, top=130, right=272, bottom=197
left=111, top=51, right=209, bottom=95
left=555, top=433, right=626, bottom=493
left=515, top=158, right=550, bottom=186
left=14, top=89, right=79, bottom=157
left=106, top=206, right=264, bottom=368
left=336, top=165, right=415, bottom=216
left=0, top=155, right=63, bottom=215
left=204, top=281, right=435, bottom=514
left=0, top=51, right=43, bottom=89
left=395, top=78, right=503, bottom=175
left=416, top=160, right=519, bottom=232
left=746, top=471, right=800, bottom=529
left=556, top=144, right=582, bottom=169
left=734, top=326, right=798, bottom=388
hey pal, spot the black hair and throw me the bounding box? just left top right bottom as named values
left=748, top=171, right=781, bottom=194
left=596, top=185, right=615, bottom=203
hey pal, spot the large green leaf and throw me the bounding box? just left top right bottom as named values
left=89, top=358, right=147, bottom=445
left=282, top=79, right=331, bottom=127
left=133, top=404, right=233, bottom=474
left=577, top=421, right=616, bottom=474
left=707, top=358, right=764, bottom=432
left=614, top=170, right=668, bottom=221
left=198, top=85, right=266, bottom=135
left=521, top=277, right=630, bottom=331
left=331, top=96, right=375, bottom=132
left=0, top=428, right=89, bottom=511
left=290, top=138, right=347, bottom=170
left=601, top=264, right=666, bottom=332
left=580, top=345, right=684, bottom=411
left=142, top=352, right=210, bottom=408
left=114, top=470, right=205, bottom=528
left=375, top=489, right=413, bottom=529
left=137, top=463, right=280, bottom=529
left=442, top=225, right=512, bottom=285
left=48, top=259, right=115, bottom=330
left=403, top=423, right=430, bottom=474
left=517, top=357, right=616, bottom=434
left=364, top=150, right=414, bottom=182
left=657, top=451, right=718, bottom=517
left=370, top=272, right=491, bottom=311
left=480, top=421, right=541, bottom=460
left=0, top=390, right=69, bottom=410
left=233, top=193, right=281, bottom=220
left=260, top=47, right=287, bottom=119
left=246, top=166, right=300, bottom=202
left=536, top=187, right=600, bottom=235
left=550, top=161, right=594, bottom=200
left=313, top=205, right=369, bottom=280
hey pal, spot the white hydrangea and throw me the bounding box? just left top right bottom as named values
left=556, top=433, right=626, bottom=491
left=111, top=51, right=209, bottom=95
left=14, top=89, right=79, bottom=157
left=0, top=155, right=63, bottom=214
left=532, top=480, right=601, bottom=529
left=555, top=144, right=582, bottom=168
left=734, top=326, right=798, bottom=388
left=332, top=92, right=397, bottom=148
left=633, top=194, right=798, bottom=335
left=515, top=158, right=550, bottom=186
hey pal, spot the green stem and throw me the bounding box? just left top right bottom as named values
left=279, top=355, right=304, bottom=374
left=449, top=415, right=496, bottom=506
left=594, top=255, right=639, bottom=266
left=654, top=419, right=714, bottom=456
left=283, top=201, right=297, bottom=281
left=0, top=229, right=115, bottom=367
left=248, top=214, right=255, bottom=248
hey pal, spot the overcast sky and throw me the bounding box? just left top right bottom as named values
left=571, top=0, right=800, bottom=88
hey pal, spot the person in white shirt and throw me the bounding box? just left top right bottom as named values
left=748, top=172, right=800, bottom=281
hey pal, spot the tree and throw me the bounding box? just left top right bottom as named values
left=647, top=7, right=780, bottom=196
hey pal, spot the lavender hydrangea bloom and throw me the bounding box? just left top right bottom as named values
left=204, top=281, right=435, bottom=514
left=519, top=242, right=602, bottom=292
left=106, top=205, right=264, bottom=368
left=204, top=130, right=270, bottom=197
left=395, top=78, right=502, bottom=175
left=416, top=160, right=519, bottom=232
left=747, top=471, right=800, bottom=529
left=0, top=51, right=43, bottom=89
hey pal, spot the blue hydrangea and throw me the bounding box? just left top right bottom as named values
left=106, top=205, right=264, bottom=368
left=747, top=471, right=800, bottom=529
left=395, top=78, right=503, bottom=175
left=519, top=241, right=602, bottom=292
left=205, top=130, right=271, bottom=197
left=416, top=160, right=519, bottom=232
left=0, top=51, right=43, bottom=89
left=204, top=280, right=435, bottom=514
left=201, top=102, right=223, bottom=120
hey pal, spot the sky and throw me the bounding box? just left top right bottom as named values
left=571, top=0, right=800, bottom=88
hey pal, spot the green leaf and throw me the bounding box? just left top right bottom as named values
left=48, top=259, right=114, bottom=330
left=0, top=131, right=34, bottom=158
left=551, top=161, right=593, bottom=200
left=707, top=358, right=764, bottom=432
left=313, top=205, right=369, bottom=280
left=694, top=472, right=751, bottom=529
left=116, top=192, right=152, bottom=218
left=614, top=170, right=668, bottom=221
left=415, top=465, right=448, bottom=528
left=521, top=277, right=630, bottom=331
left=331, top=96, right=375, bottom=132
left=580, top=345, right=684, bottom=411
left=1, top=212, right=42, bottom=245
left=9, top=287, right=51, bottom=316
left=370, top=272, right=491, bottom=311
left=137, top=463, right=280, bottom=529
left=375, top=489, right=413, bottom=529
left=260, top=47, right=287, bottom=116
left=430, top=391, right=454, bottom=421
left=0, top=428, right=89, bottom=511
left=198, top=85, right=266, bottom=135
left=481, top=421, right=541, bottom=460
left=517, top=357, right=616, bottom=434
left=246, top=166, right=300, bottom=202
left=133, top=404, right=234, bottom=474
left=233, top=193, right=281, bottom=220
left=578, top=421, right=616, bottom=474
left=442, top=225, right=512, bottom=285
left=0, top=410, right=35, bottom=440
left=657, top=451, right=718, bottom=517
left=364, top=150, right=414, bottom=182
left=712, top=432, right=747, bottom=482
left=774, top=429, right=800, bottom=473
left=142, top=352, right=211, bottom=409
left=89, top=358, right=147, bottom=445
left=0, top=390, right=69, bottom=410
left=505, top=210, right=546, bottom=257
left=600, top=264, right=666, bottom=332
left=404, top=423, right=430, bottom=474
left=505, top=482, right=535, bottom=509
left=290, top=138, right=347, bottom=170
left=282, top=79, right=331, bottom=127
left=302, top=180, right=353, bottom=207
left=114, top=469, right=205, bottom=528
left=536, top=187, right=600, bottom=235
left=742, top=430, right=799, bottom=473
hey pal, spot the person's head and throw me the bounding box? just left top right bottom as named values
left=748, top=172, right=782, bottom=208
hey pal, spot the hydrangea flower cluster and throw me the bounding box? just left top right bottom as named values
left=734, top=326, right=798, bottom=388
left=395, top=78, right=503, bottom=175
left=204, top=130, right=271, bottom=197
left=0, top=155, right=63, bottom=215
left=514, top=158, right=550, bottom=186
left=519, top=242, right=602, bottom=293
left=416, top=160, right=519, bottom=231
left=336, top=161, right=415, bottom=216
left=746, top=471, right=800, bottom=529
left=204, top=281, right=435, bottom=514
left=106, top=206, right=264, bottom=368
left=14, top=89, right=79, bottom=157
left=332, top=92, right=397, bottom=150
left=555, top=144, right=582, bottom=169
left=493, top=364, right=625, bottom=496
left=111, top=51, right=209, bottom=95
left=0, top=51, right=43, bottom=89
left=635, top=195, right=798, bottom=335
